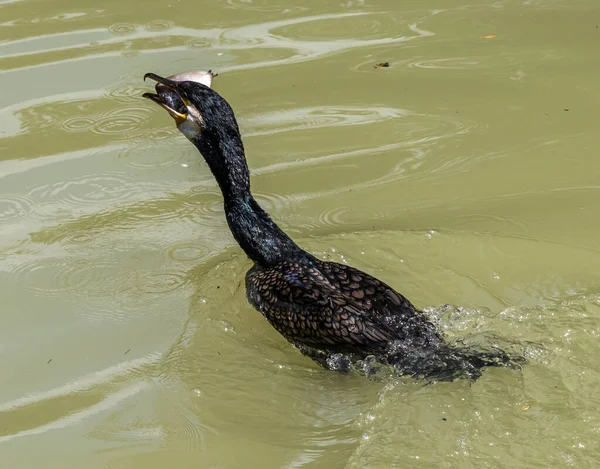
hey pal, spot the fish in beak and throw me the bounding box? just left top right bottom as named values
left=143, top=70, right=215, bottom=124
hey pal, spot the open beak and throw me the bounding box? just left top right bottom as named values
left=143, top=73, right=189, bottom=123
left=143, top=70, right=215, bottom=123
left=142, top=92, right=188, bottom=122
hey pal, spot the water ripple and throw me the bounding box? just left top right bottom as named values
left=253, top=112, right=471, bottom=178
left=59, top=116, right=95, bottom=132
left=123, top=195, right=216, bottom=224
left=224, top=0, right=308, bottom=13
left=92, top=107, right=151, bottom=136
left=134, top=271, right=187, bottom=294
left=108, top=23, right=136, bottom=36
left=253, top=191, right=299, bottom=216
left=145, top=20, right=173, bottom=32
left=60, top=231, right=95, bottom=245
left=185, top=38, right=211, bottom=49
left=0, top=194, right=35, bottom=223
left=1, top=12, right=433, bottom=74
left=316, top=206, right=380, bottom=230
left=0, top=381, right=150, bottom=443
left=104, top=81, right=151, bottom=104
left=379, top=50, right=566, bottom=73
left=8, top=256, right=139, bottom=298
left=122, top=134, right=187, bottom=168
left=29, top=171, right=142, bottom=208
left=58, top=106, right=152, bottom=138
left=243, top=106, right=408, bottom=137
left=168, top=243, right=211, bottom=263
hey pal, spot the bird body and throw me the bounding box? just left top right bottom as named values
left=143, top=71, right=524, bottom=380
left=246, top=256, right=439, bottom=356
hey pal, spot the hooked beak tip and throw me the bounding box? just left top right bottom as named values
left=143, top=72, right=178, bottom=88
left=143, top=72, right=162, bottom=82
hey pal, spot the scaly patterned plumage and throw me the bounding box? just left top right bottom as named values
left=246, top=255, right=442, bottom=361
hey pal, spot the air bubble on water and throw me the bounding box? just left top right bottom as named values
left=326, top=353, right=351, bottom=371
left=219, top=320, right=235, bottom=333
left=192, top=388, right=202, bottom=397
left=492, top=272, right=500, bottom=280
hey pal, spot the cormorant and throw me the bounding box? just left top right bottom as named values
left=143, top=71, right=524, bottom=380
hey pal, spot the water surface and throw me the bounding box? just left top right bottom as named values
left=2, top=0, right=600, bottom=467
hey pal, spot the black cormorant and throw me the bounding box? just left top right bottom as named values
left=143, top=71, right=524, bottom=380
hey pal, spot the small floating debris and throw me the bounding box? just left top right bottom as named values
left=483, top=34, right=497, bottom=39
left=374, top=62, right=390, bottom=68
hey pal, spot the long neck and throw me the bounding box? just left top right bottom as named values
left=197, top=131, right=303, bottom=266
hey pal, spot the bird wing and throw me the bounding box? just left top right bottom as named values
left=246, top=260, right=399, bottom=352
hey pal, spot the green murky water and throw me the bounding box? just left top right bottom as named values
left=2, top=0, right=600, bottom=467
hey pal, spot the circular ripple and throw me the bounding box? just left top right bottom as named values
left=126, top=196, right=191, bottom=223
left=29, top=172, right=142, bottom=208
left=168, top=243, right=210, bottom=262
left=253, top=192, right=298, bottom=215
left=63, top=259, right=139, bottom=298
left=183, top=195, right=224, bottom=222
left=109, top=23, right=136, bottom=35
left=317, top=206, right=368, bottom=228
left=295, top=206, right=380, bottom=232
left=92, top=107, right=152, bottom=137
left=9, top=258, right=75, bottom=297
left=8, top=257, right=138, bottom=298
left=105, top=83, right=150, bottom=104
left=60, top=116, right=96, bottom=132
left=0, top=194, right=35, bottom=223
left=62, top=231, right=95, bottom=245
left=145, top=19, right=173, bottom=31
left=125, top=193, right=224, bottom=227
left=185, top=38, right=211, bottom=49
left=142, top=127, right=177, bottom=141
left=135, top=272, right=187, bottom=294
